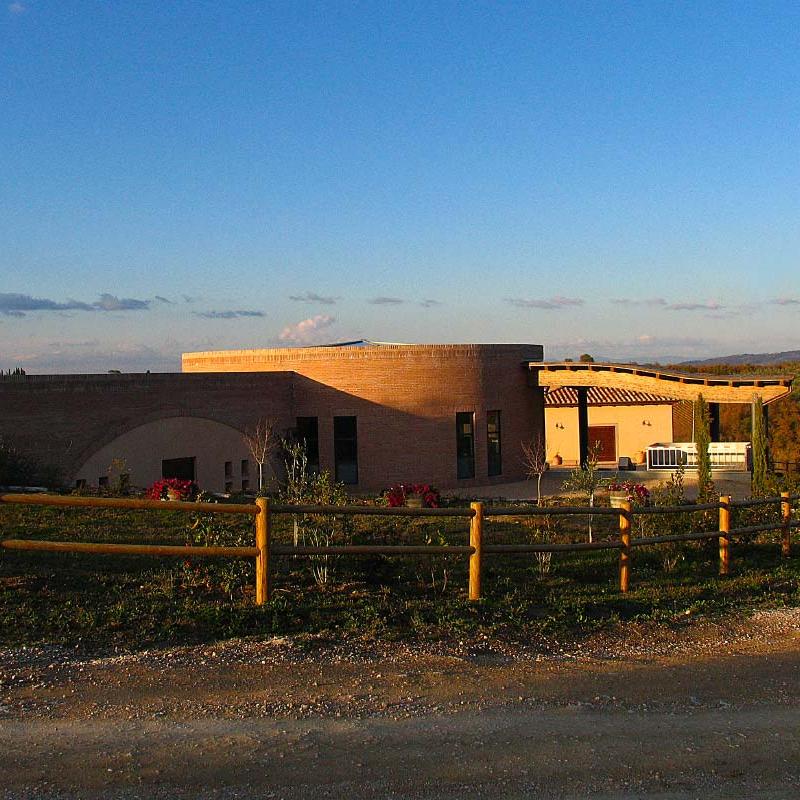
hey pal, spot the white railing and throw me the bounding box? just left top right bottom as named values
left=647, top=442, right=751, bottom=472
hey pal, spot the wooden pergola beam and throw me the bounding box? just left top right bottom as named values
left=529, top=363, right=792, bottom=405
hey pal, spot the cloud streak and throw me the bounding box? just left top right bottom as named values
left=193, top=309, right=265, bottom=319
left=279, top=314, right=336, bottom=344
left=611, top=297, right=667, bottom=307
left=505, top=296, right=583, bottom=310
left=289, top=291, right=338, bottom=305
left=0, top=292, right=154, bottom=317
left=666, top=300, right=723, bottom=311
left=368, top=296, right=404, bottom=305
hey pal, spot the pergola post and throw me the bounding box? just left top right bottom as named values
left=576, top=386, right=589, bottom=468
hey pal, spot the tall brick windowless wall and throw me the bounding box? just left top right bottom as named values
left=182, top=343, right=545, bottom=490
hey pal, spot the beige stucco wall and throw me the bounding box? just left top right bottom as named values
left=545, top=404, right=674, bottom=466
left=74, top=417, right=277, bottom=492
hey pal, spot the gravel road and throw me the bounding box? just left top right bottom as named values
left=2, top=608, right=799, bottom=799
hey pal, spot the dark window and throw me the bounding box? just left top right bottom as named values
left=225, top=481, right=233, bottom=493
left=334, top=416, right=358, bottom=484
left=97, top=476, right=108, bottom=488
left=296, top=416, right=320, bottom=474
left=456, top=412, right=475, bottom=479
left=75, top=479, right=86, bottom=490
left=162, top=457, right=195, bottom=481
left=241, top=459, right=249, bottom=477
left=224, top=461, right=232, bottom=478
left=241, top=478, right=250, bottom=492
left=487, top=410, right=502, bottom=477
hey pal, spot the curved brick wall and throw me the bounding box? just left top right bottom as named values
left=183, top=344, right=545, bottom=489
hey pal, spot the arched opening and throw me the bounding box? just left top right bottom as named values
left=74, top=417, right=274, bottom=493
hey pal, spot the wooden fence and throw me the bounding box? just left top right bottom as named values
left=1, top=491, right=798, bottom=605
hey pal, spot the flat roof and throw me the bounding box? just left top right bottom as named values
left=529, top=362, right=794, bottom=405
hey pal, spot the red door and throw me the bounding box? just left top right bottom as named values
left=588, top=426, right=617, bottom=462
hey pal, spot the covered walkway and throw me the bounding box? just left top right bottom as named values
left=529, top=362, right=794, bottom=467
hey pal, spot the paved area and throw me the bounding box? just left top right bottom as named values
left=458, top=468, right=753, bottom=502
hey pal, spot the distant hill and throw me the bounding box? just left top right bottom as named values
left=684, top=350, right=800, bottom=367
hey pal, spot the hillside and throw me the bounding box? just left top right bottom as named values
left=664, top=360, right=800, bottom=470
left=685, top=350, right=800, bottom=367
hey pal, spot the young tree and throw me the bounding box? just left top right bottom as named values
left=242, top=417, right=279, bottom=493
left=694, top=394, right=712, bottom=500
left=751, top=395, right=769, bottom=496
left=521, top=435, right=549, bottom=506
left=561, top=442, right=608, bottom=542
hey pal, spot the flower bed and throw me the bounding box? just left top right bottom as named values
left=145, top=478, right=197, bottom=501
left=608, top=480, right=651, bottom=505
left=385, top=483, right=441, bottom=508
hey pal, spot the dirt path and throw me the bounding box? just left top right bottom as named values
left=2, top=609, right=800, bottom=799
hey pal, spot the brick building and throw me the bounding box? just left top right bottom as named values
left=1, top=343, right=545, bottom=492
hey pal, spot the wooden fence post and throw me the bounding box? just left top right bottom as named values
left=719, top=495, right=731, bottom=576
left=255, top=497, right=270, bottom=605
left=619, top=500, right=631, bottom=593
left=781, top=491, right=791, bottom=558
left=469, top=501, right=483, bottom=601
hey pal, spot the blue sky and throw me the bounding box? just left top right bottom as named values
left=1, top=1, right=799, bottom=372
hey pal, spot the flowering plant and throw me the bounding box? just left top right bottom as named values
left=385, top=483, right=441, bottom=508
left=608, top=480, right=650, bottom=505
left=146, top=478, right=196, bottom=501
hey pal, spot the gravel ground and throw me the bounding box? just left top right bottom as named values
left=2, top=607, right=799, bottom=799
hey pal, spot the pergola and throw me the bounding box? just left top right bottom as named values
left=528, top=362, right=794, bottom=467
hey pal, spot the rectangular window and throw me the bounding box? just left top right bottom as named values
left=162, top=457, right=196, bottom=482
left=334, top=416, right=358, bottom=484
left=241, top=478, right=250, bottom=492
left=225, top=481, right=233, bottom=493
left=97, top=476, right=108, bottom=488
left=296, top=416, right=320, bottom=474
left=224, top=461, right=232, bottom=478
left=241, top=459, right=249, bottom=477
left=487, top=410, right=502, bottom=477
left=456, top=412, right=475, bottom=479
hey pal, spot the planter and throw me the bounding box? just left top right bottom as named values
left=634, top=450, right=647, bottom=465
left=609, top=492, right=629, bottom=509
left=552, top=454, right=563, bottom=466
left=405, top=496, right=424, bottom=508
left=165, top=488, right=182, bottom=502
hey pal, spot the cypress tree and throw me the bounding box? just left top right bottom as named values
left=694, top=394, right=712, bottom=499
left=751, top=395, right=769, bottom=496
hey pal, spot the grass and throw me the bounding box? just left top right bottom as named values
left=1, top=501, right=798, bottom=652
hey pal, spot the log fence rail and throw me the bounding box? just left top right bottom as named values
left=1, top=491, right=798, bottom=606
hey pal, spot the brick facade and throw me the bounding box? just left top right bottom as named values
left=1, top=343, right=545, bottom=491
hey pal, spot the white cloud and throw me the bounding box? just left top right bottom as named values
left=278, top=314, right=336, bottom=344
left=8, top=2, right=26, bottom=15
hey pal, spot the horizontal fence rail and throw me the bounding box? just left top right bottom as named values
left=1, top=490, right=797, bottom=605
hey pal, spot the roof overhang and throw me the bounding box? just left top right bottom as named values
left=529, top=362, right=794, bottom=405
